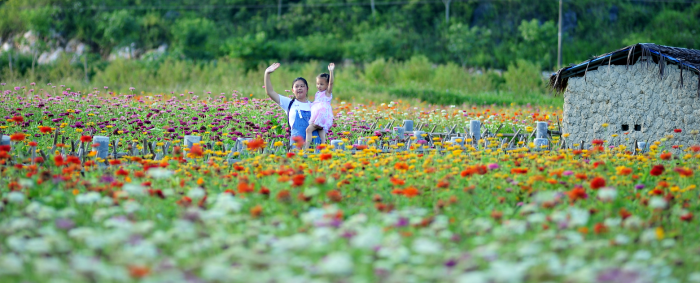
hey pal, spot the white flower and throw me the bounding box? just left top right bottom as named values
left=457, top=272, right=489, bottom=283
left=614, top=234, right=630, bottom=245
left=412, top=238, right=442, bottom=254
left=0, top=254, right=23, bottom=275
left=210, top=193, right=241, bottom=213
left=568, top=207, right=590, bottom=226
left=187, top=187, right=206, bottom=200
left=649, top=197, right=667, bottom=209
left=18, top=178, right=34, bottom=188
left=7, top=192, right=25, bottom=203
left=123, top=183, right=146, bottom=196
left=33, top=257, right=63, bottom=274
left=75, top=192, right=101, bottom=204
left=25, top=238, right=51, bottom=254
left=146, top=168, right=173, bottom=179
left=623, top=215, right=644, bottom=229
left=318, top=252, right=354, bottom=275
left=597, top=187, right=617, bottom=201
left=351, top=226, right=382, bottom=249
left=604, top=217, right=622, bottom=228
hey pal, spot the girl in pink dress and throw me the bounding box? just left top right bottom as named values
left=305, top=63, right=335, bottom=149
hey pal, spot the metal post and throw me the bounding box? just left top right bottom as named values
left=83, top=54, right=89, bottom=83
left=557, top=0, right=563, bottom=69
left=8, top=52, right=12, bottom=75
left=278, top=0, right=282, bottom=19
left=371, top=0, right=376, bottom=17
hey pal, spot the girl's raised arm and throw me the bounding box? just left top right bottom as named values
left=264, top=63, right=281, bottom=104
left=326, top=63, right=335, bottom=97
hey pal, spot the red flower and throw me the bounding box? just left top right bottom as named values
left=28, top=141, right=38, bottom=147
left=291, top=174, right=305, bottom=186
left=292, top=136, right=304, bottom=149
left=66, top=156, right=81, bottom=165
left=80, top=136, right=92, bottom=143
left=650, top=164, right=665, bottom=176
left=674, top=129, right=682, bottom=133
left=34, top=157, right=44, bottom=163
left=674, top=167, right=693, bottom=177
left=592, top=139, right=604, bottom=145
left=319, top=153, right=332, bottom=160
left=590, top=177, right=606, bottom=189
left=681, top=212, right=693, bottom=222
left=11, top=116, right=24, bottom=124
left=109, top=159, right=122, bottom=165
left=390, top=177, right=405, bottom=186
left=691, top=145, right=700, bottom=152
left=10, top=133, right=25, bottom=142
left=54, top=155, right=64, bottom=166
left=189, top=144, right=203, bottom=157
left=0, top=145, right=10, bottom=152
left=246, top=139, right=265, bottom=150
left=619, top=208, right=632, bottom=220
left=39, top=126, right=53, bottom=133
left=567, top=187, right=588, bottom=202
left=116, top=168, right=129, bottom=176
left=286, top=152, right=296, bottom=158
left=660, top=152, right=672, bottom=160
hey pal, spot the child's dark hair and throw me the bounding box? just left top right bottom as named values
left=292, top=77, right=308, bottom=88
left=317, top=73, right=330, bottom=83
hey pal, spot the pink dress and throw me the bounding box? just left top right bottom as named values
left=310, top=90, right=333, bottom=132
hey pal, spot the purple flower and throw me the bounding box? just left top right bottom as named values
left=635, top=184, right=645, bottom=190
left=487, top=163, right=499, bottom=170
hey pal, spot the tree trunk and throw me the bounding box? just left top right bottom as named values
left=443, top=0, right=452, bottom=23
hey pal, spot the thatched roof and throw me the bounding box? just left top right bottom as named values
left=549, top=43, right=700, bottom=95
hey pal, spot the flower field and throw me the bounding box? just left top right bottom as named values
left=2, top=84, right=700, bottom=283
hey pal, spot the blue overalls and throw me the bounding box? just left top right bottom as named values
left=289, top=105, right=321, bottom=146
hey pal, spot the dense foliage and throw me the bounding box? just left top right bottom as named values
left=2, top=0, right=700, bottom=71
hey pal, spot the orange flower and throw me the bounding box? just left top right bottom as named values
left=390, top=177, right=405, bottom=186
left=394, top=163, right=409, bottom=171
left=510, top=168, right=528, bottom=174
left=590, top=177, right=606, bottom=190
left=276, top=190, right=291, bottom=202
left=238, top=182, right=255, bottom=193
left=128, top=266, right=150, bottom=278
left=660, top=152, right=672, bottom=160
left=327, top=190, right=342, bottom=202
left=189, top=144, right=203, bottom=157
left=593, top=223, right=607, bottom=234
left=319, top=153, right=332, bottom=160
left=109, top=159, right=122, bottom=165
left=9, top=133, right=25, bottom=142
left=619, top=208, right=632, bottom=220
left=575, top=173, right=587, bottom=180
left=402, top=186, right=420, bottom=197
left=567, top=187, right=587, bottom=202
left=247, top=139, right=266, bottom=150
left=292, top=136, right=304, bottom=149
left=616, top=166, right=632, bottom=176
left=250, top=205, right=263, bottom=217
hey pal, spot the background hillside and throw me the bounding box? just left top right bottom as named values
left=1, top=0, right=698, bottom=104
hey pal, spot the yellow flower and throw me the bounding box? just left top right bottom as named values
left=562, top=133, right=570, bottom=137
left=75, top=128, right=83, bottom=133
left=273, top=141, right=283, bottom=147
left=602, top=123, right=609, bottom=128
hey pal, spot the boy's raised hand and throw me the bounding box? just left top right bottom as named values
left=266, top=63, right=280, bottom=74
left=328, top=63, right=335, bottom=72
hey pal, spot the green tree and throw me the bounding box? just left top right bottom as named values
left=171, top=17, right=218, bottom=61
left=445, top=23, right=492, bottom=68
left=512, top=19, right=557, bottom=70
left=95, top=11, right=140, bottom=57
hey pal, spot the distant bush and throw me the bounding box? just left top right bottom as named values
left=503, top=59, right=546, bottom=96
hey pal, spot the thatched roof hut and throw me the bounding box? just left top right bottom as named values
left=549, top=43, right=700, bottom=147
